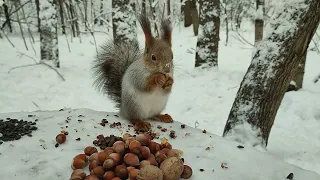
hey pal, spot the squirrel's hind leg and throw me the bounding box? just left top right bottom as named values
left=132, top=119, right=152, bottom=132
left=151, top=114, right=173, bottom=123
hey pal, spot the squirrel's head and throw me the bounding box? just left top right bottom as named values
left=138, top=14, right=173, bottom=75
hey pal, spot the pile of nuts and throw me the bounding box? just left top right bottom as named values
left=70, top=133, right=193, bottom=180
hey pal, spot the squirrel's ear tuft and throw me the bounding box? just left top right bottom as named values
left=138, top=13, right=153, bottom=49
left=160, top=17, right=172, bottom=47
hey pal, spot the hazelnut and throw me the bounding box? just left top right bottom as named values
left=125, top=137, right=135, bottom=148
left=104, top=147, right=115, bottom=155
left=155, top=152, right=167, bottom=164
left=71, top=169, right=86, bottom=179
left=91, top=166, right=105, bottom=179
left=148, top=141, right=160, bottom=154
left=89, top=160, right=100, bottom=171
left=112, top=141, right=125, bottom=154
left=146, top=154, right=158, bottom=166
left=70, top=176, right=83, bottom=180
left=124, top=153, right=140, bottom=167
left=71, top=158, right=87, bottom=170
left=160, top=157, right=184, bottom=180
left=109, top=153, right=122, bottom=164
left=74, top=154, right=88, bottom=163
left=115, top=165, right=128, bottom=179
left=129, top=140, right=142, bottom=151
left=103, top=171, right=115, bottom=180
left=89, top=153, right=98, bottom=163
left=135, top=134, right=151, bottom=146
left=84, top=146, right=98, bottom=156
left=166, top=149, right=181, bottom=158
left=111, top=177, right=121, bottom=180
left=181, top=165, right=193, bottom=179
left=96, top=151, right=108, bottom=165
left=129, top=168, right=140, bottom=180
left=159, top=148, right=170, bottom=155
left=103, top=158, right=116, bottom=170
left=85, top=174, right=99, bottom=180
left=140, top=146, right=151, bottom=159
left=56, top=133, right=66, bottom=144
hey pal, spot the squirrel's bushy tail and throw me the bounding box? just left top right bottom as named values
left=92, top=39, right=141, bottom=107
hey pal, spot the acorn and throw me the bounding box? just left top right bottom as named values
left=181, top=165, right=193, bottom=179
left=56, top=133, right=66, bottom=144
left=103, top=171, right=116, bottom=180
left=140, top=146, right=151, bottom=159
left=112, top=141, right=125, bottom=154
left=85, top=174, right=99, bottom=180
left=96, top=151, right=108, bottom=165
left=148, top=141, right=160, bottom=154
left=115, top=165, right=128, bottom=179
left=84, top=146, right=98, bottom=156
left=91, top=166, right=105, bottom=179
left=89, top=160, right=100, bottom=172
left=129, top=168, right=140, bottom=180
left=135, top=134, right=151, bottom=146
left=71, top=158, right=87, bottom=170
left=71, top=169, right=86, bottom=179
left=124, top=153, right=140, bottom=167
left=74, top=154, right=88, bottom=163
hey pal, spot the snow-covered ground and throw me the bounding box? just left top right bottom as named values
left=0, top=22, right=320, bottom=179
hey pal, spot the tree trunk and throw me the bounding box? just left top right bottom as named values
left=191, top=0, right=199, bottom=36
left=184, top=0, right=192, bottom=27
left=142, top=0, right=146, bottom=16
left=58, top=0, right=66, bottom=34
left=112, top=0, right=137, bottom=43
left=167, top=0, right=171, bottom=16
left=223, top=0, right=320, bottom=147
left=255, top=0, right=264, bottom=42
left=195, top=0, right=220, bottom=68
left=40, top=0, right=60, bottom=68
left=288, top=54, right=307, bottom=91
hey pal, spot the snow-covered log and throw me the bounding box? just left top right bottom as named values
left=223, top=0, right=320, bottom=147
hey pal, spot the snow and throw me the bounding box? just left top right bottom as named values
left=0, top=1, right=3, bottom=7
left=0, top=12, right=320, bottom=180
left=0, top=109, right=319, bottom=180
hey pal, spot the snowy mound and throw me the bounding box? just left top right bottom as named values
left=0, top=108, right=319, bottom=180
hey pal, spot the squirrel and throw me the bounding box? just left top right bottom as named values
left=92, top=14, right=174, bottom=132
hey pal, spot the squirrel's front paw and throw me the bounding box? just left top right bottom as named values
left=162, top=76, right=173, bottom=92
left=154, top=73, right=168, bottom=87
left=133, top=120, right=151, bottom=132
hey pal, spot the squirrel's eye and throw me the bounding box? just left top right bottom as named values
left=151, top=55, right=156, bottom=61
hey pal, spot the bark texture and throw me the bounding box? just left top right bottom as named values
left=223, top=0, right=320, bottom=147
left=290, top=54, right=307, bottom=90
left=191, top=0, right=199, bottom=36
left=195, top=0, right=220, bottom=68
left=255, top=0, right=265, bottom=42
left=112, top=0, right=137, bottom=43
left=184, top=0, right=192, bottom=27
left=40, top=0, right=60, bottom=68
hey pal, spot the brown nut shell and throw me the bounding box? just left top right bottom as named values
left=85, top=174, right=99, bottom=180
left=71, top=158, right=87, bottom=170
left=181, top=165, right=193, bottom=179
left=137, top=165, right=163, bottom=180
left=84, top=146, right=98, bottom=156
left=91, top=166, right=105, bottom=179
left=56, top=133, right=66, bottom=144
left=160, top=157, right=184, bottom=180
left=71, top=169, right=86, bottom=179
left=103, top=171, right=116, bottom=180
left=124, top=153, right=140, bottom=167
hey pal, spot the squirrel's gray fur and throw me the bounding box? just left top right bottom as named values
left=92, top=14, right=173, bottom=123
left=92, top=39, right=142, bottom=108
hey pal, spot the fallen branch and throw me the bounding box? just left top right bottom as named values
left=314, top=73, right=320, bottom=83
left=8, top=52, right=66, bottom=81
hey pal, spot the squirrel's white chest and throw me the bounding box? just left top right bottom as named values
left=123, top=84, right=169, bottom=119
